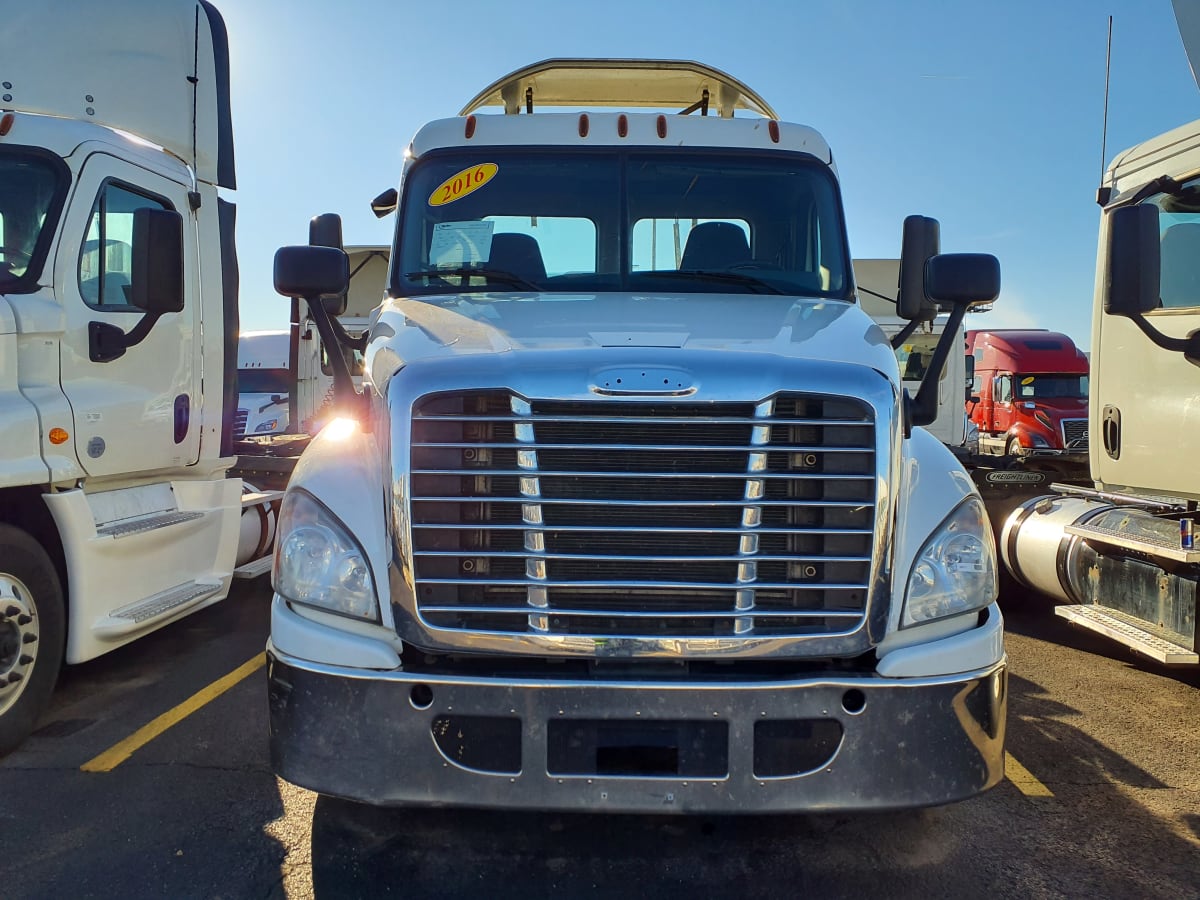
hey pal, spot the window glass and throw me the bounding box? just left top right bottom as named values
left=238, top=369, right=292, bottom=395
left=895, top=333, right=946, bottom=383
left=0, top=149, right=66, bottom=291
left=321, top=339, right=365, bottom=377
left=394, top=149, right=849, bottom=299
left=78, top=182, right=170, bottom=310
left=1145, top=177, right=1200, bottom=309
left=995, top=375, right=1013, bottom=403
left=1014, top=374, right=1088, bottom=400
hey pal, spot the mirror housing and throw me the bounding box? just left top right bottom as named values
left=926, top=253, right=1001, bottom=307
left=88, top=207, right=185, bottom=362
left=1106, top=204, right=1161, bottom=316
left=274, top=245, right=349, bottom=300
left=898, top=215, right=940, bottom=320
left=371, top=187, right=399, bottom=218
left=129, top=208, right=184, bottom=314
left=308, top=213, right=348, bottom=315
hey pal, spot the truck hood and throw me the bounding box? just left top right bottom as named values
left=368, top=293, right=900, bottom=385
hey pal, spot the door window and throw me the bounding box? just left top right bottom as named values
left=994, top=374, right=1013, bottom=403
left=78, top=181, right=172, bottom=310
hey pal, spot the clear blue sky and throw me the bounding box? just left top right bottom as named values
left=220, top=0, right=1200, bottom=347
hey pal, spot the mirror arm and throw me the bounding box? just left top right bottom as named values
left=905, top=302, right=969, bottom=435
left=328, top=313, right=369, bottom=353
left=88, top=311, right=165, bottom=363
left=303, top=295, right=368, bottom=427
left=889, top=318, right=922, bottom=351
left=1126, top=311, right=1200, bottom=363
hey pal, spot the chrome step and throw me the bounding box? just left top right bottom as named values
left=233, top=554, right=274, bottom=580
left=1064, top=521, right=1200, bottom=564
left=94, top=580, right=222, bottom=639
left=1055, top=605, right=1198, bottom=665
left=96, top=510, right=204, bottom=539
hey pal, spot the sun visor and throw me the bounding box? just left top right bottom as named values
left=0, top=0, right=235, bottom=189
left=1175, top=0, right=1200, bottom=93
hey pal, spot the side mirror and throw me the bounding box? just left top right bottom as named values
left=89, top=207, right=185, bottom=362
left=274, top=245, right=349, bottom=300
left=371, top=187, right=399, bottom=219
left=129, top=208, right=184, bottom=314
left=926, top=253, right=1001, bottom=308
left=1106, top=204, right=1160, bottom=316
left=308, top=213, right=348, bottom=315
left=898, top=215, right=940, bottom=320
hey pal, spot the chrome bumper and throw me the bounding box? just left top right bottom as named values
left=268, top=650, right=1006, bottom=813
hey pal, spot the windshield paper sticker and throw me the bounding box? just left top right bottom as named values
left=430, top=221, right=495, bottom=267
left=428, top=163, right=498, bottom=207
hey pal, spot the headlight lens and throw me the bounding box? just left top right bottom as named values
left=902, top=496, right=996, bottom=627
left=273, top=490, right=378, bottom=620
left=254, top=419, right=280, bottom=433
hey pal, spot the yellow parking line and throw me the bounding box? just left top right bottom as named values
left=1005, top=751, right=1054, bottom=797
left=81, top=652, right=266, bottom=773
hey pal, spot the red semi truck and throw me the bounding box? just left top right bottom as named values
left=966, top=330, right=1089, bottom=468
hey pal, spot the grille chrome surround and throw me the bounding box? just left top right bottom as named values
left=404, top=383, right=884, bottom=649
left=1061, top=418, right=1088, bottom=449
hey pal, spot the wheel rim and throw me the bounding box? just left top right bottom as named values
left=0, top=572, right=39, bottom=717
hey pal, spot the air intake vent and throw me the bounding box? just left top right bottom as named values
left=1062, top=418, right=1088, bottom=448
left=408, top=391, right=876, bottom=639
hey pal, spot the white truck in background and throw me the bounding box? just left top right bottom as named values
left=0, top=0, right=278, bottom=755
left=266, top=59, right=1008, bottom=812
left=236, top=331, right=291, bottom=437
left=1002, top=1, right=1200, bottom=665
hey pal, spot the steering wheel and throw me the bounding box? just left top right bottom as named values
left=0, top=246, right=32, bottom=268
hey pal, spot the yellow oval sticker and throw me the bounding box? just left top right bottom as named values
left=428, top=163, right=498, bottom=207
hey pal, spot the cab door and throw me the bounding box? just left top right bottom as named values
left=54, top=151, right=201, bottom=477
left=990, top=373, right=1013, bottom=434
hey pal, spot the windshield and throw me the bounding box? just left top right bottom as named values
left=238, top=369, right=291, bottom=395
left=0, top=148, right=68, bottom=293
left=394, top=148, right=849, bottom=299
left=1015, top=374, right=1088, bottom=400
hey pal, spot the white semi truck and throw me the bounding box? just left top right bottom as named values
left=0, top=0, right=279, bottom=755
left=266, top=59, right=1007, bottom=812
left=1001, top=2, right=1200, bottom=666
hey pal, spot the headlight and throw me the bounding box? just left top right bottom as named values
left=901, top=496, right=996, bottom=627
left=273, top=490, right=378, bottom=620
left=254, top=419, right=280, bottom=433
left=1028, top=432, right=1049, bottom=448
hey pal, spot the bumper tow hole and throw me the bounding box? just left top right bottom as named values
left=410, top=684, right=434, bottom=710
left=842, top=689, right=866, bottom=715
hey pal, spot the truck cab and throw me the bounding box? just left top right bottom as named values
left=966, top=329, right=1089, bottom=460
left=266, top=59, right=1007, bottom=812
left=237, top=331, right=291, bottom=437
left=0, top=0, right=276, bottom=756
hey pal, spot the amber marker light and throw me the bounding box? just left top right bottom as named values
left=0, top=113, right=14, bottom=137
left=49, top=427, right=69, bottom=444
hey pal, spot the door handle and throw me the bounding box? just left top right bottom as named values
left=1102, top=405, right=1121, bottom=460
left=174, top=394, right=190, bottom=444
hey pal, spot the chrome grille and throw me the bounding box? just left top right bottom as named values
left=233, top=408, right=249, bottom=439
left=408, top=391, right=876, bottom=639
left=1062, top=418, right=1088, bottom=449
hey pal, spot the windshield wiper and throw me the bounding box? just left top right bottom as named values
left=406, top=267, right=541, bottom=291
left=639, top=269, right=786, bottom=295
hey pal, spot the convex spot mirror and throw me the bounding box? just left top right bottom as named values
left=925, top=253, right=1001, bottom=308
left=274, top=245, right=350, bottom=306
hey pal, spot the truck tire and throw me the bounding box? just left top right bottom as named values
left=0, top=525, right=66, bottom=757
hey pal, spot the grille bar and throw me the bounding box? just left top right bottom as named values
left=413, top=415, right=872, bottom=427
left=413, top=441, right=871, bottom=453
left=413, top=468, right=873, bottom=480
left=413, top=523, right=872, bottom=535
left=413, top=497, right=869, bottom=508
left=420, top=605, right=863, bottom=619
left=417, top=578, right=870, bottom=590
left=414, top=551, right=871, bottom=562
